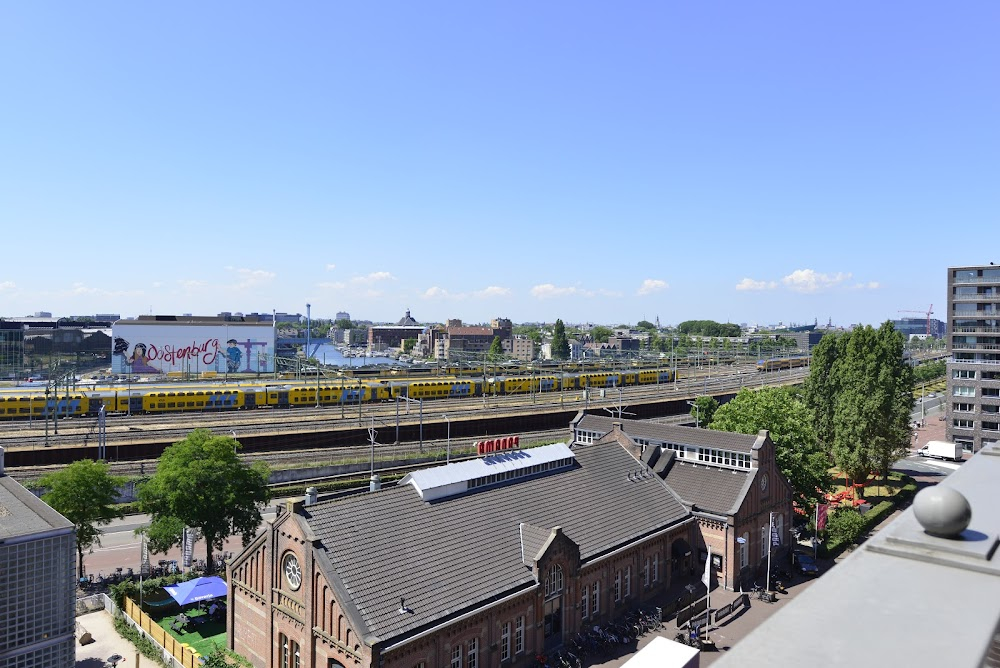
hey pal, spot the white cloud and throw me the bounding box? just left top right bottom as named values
left=317, top=281, right=346, bottom=290
left=637, top=279, right=668, bottom=296
left=0, top=281, right=16, bottom=292
left=530, top=284, right=596, bottom=299
left=350, top=271, right=395, bottom=285
left=422, top=286, right=450, bottom=299
left=421, top=285, right=510, bottom=301
left=781, top=269, right=851, bottom=293
left=474, top=286, right=510, bottom=298
left=325, top=263, right=336, bottom=271
left=735, top=278, right=778, bottom=291
left=233, top=268, right=276, bottom=289
left=852, top=281, right=880, bottom=290
left=179, top=280, right=209, bottom=291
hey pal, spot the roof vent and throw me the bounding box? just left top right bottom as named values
left=0, top=446, right=4, bottom=476
left=304, top=487, right=318, bottom=506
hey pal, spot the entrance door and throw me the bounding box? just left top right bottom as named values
left=543, top=596, right=563, bottom=650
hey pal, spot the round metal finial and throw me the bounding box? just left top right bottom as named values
left=913, top=486, right=972, bottom=538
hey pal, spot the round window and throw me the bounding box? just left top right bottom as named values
left=283, top=553, right=302, bottom=591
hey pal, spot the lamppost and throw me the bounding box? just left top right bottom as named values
left=687, top=400, right=701, bottom=428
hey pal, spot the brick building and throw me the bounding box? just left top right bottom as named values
left=226, top=416, right=793, bottom=667
left=570, top=415, right=793, bottom=590
left=228, top=441, right=692, bottom=668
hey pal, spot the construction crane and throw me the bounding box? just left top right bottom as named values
left=898, top=304, right=934, bottom=336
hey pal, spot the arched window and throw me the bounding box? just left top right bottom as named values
left=544, top=563, right=564, bottom=596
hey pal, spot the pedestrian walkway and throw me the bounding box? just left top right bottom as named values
left=584, top=567, right=821, bottom=667
left=76, top=608, right=141, bottom=668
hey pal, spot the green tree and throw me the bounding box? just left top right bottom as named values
left=488, top=336, right=504, bottom=361
left=402, top=338, right=416, bottom=354
left=831, top=323, right=913, bottom=490
left=590, top=326, right=612, bottom=343
left=137, top=430, right=271, bottom=574
left=334, top=318, right=353, bottom=329
left=551, top=320, right=570, bottom=360
left=826, top=506, right=867, bottom=546
left=690, top=395, right=719, bottom=427
left=38, top=459, right=124, bottom=578
left=807, top=324, right=913, bottom=492
left=636, top=320, right=656, bottom=331
left=710, top=387, right=832, bottom=508
left=202, top=647, right=254, bottom=668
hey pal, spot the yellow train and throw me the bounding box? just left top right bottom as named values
left=0, top=368, right=676, bottom=420
left=755, top=356, right=811, bottom=372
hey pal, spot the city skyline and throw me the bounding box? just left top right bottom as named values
left=3, top=3, right=997, bottom=325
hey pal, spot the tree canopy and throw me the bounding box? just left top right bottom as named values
left=137, top=430, right=271, bottom=574
left=39, top=459, right=124, bottom=578
left=551, top=320, right=570, bottom=360
left=488, top=336, right=504, bottom=361
left=334, top=318, right=353, bottom=329
left=636, top=320, right=656, bottom=331
left=677, top=320, right=742, bottom=338
left=804, top=323, right=913, bottom=489
left=710, top=387, right=832, bottom=509
left=690, top=395, right=719, bottom=427
left=590, top=326, right=612, bottom=344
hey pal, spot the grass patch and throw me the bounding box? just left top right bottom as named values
left=157, top=610, right=227, bottom=658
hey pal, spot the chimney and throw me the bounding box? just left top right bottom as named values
left=370, top=473, right=382, bottom=492
left=0, top=446, right=4, bottom=476
left=304, top=486, right=318, bottom=506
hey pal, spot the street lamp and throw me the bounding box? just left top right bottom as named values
left=686, top=400, right=700, bottom=428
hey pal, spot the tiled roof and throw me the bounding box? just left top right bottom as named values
left=519, top=523, right=550, bottom=566
left=662, top=461, right=754, bottom=516
left=303, top=443, right=689, bottom=644
left=576, top=414, right=760, bottom=454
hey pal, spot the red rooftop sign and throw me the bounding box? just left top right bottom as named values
left=476, top=436, right=520, bottom=455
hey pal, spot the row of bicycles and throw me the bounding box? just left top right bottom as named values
left=563, top=606, right=663, bottom=661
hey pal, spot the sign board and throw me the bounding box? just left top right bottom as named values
left=476, top=436, right=520, bottom=455
left=111, top=322, right=275, bottom=374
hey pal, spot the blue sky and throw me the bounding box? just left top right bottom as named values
left=2, top=3, right=997, bottom=327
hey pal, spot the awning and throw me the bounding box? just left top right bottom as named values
left=163, top=576, right=228, bottom=606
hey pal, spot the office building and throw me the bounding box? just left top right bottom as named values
left=946, top=264, right=1000, bottom=452
left=0, top=448, right=77, bottom=668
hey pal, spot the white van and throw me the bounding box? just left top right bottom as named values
left=917, top=440, right=963, bottom=462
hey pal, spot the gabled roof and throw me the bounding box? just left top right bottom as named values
left=301, top=443, right=689, bottom=645
left=663, top=460, right=755, bottom=516
left=575, top=414, right=760, bottom=455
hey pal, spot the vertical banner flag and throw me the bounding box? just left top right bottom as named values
left=182, top=527, right=195, bottom=569
left=771, top=522, right=781, bottom=547
left=702, top=546, right=712, bottom=587
left=140, top=533, right=150, bottom=576
left=817, top=504, right=829, bottom=531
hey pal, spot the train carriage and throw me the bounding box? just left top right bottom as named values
left=0, top=393, right=88, bottom=419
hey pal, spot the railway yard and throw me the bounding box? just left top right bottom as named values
left=3, top=362, right=809, bottom=482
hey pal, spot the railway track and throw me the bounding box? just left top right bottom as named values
left=1, top=366, right=808, bottom=473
